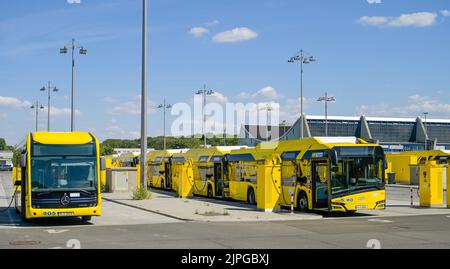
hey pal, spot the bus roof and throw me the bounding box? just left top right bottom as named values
left=31, top=132, right=95, bottom=145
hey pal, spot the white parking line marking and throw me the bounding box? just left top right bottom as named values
left=368, top=219, right=393, bottom=223
left=44, top=229, right=69, bottom=234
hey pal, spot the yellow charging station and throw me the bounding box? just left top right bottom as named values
left=174, top=160, right=194, bottom=198
left=256, top=154, right=282, bottom=212
left=101, top=156, right=113, bottom=190
left=447, top=165, right=450, bottom=209
left=419, top=161, right=444, bottom=207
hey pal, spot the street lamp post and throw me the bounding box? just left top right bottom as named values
left=196, top=85, right=214, bottom=148
left=288, top=49, right=316, bottom=139
left=423, top=112, right=429, bottom=150
left=60, top=38, right=87, bottom=132
left=40, top=81, right=59, bottom=132
left=158, top=100, right=172, bottom=150
left=281, top=120, right=287, bottom=141
left=260, top=103, right=273, bottom=141
left=30, top=101, right=44, bottom=132
left=140, top=0, right=148, bottom=189
left=317, top=92, right=336, bottom=137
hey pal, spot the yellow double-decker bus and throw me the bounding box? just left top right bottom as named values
left=14, top=132, right=105, bottom=223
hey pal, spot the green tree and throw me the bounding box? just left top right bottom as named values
left=0, top=138, right=6, bottom=150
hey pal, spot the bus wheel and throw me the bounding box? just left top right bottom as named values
left=247, top=188, right=256, bottom=205
left=81, top=216, right=92, bottom=223
left=207, top=185, right=213, bottom=198
left=297, top=192, right=308, bottom=212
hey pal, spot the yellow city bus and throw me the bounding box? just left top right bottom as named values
left=226, top=147, right=271, bottom=204
left=227, top=137, right=387, bottom=213
left=147, top=149, right=188, bottom=190
left=274, top=137, right=386, bottom=213
left=14, top=132, right=105, bottom=223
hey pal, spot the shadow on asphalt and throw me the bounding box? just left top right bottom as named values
left=148, top=189, right=382, bottom=218
left=0, top=207, right=93, bottom=227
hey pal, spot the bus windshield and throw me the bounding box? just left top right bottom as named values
left=331, top=146, right=384, bottom=196
left=30, top=143, right=97, bottom=192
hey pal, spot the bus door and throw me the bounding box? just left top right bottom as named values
left=214, top=162, right=224, bottom=197
left=311, top=160, right=330, bottom=209
left=164, top=159, right=172, bottom=189
left=222, top=156, right=230, bottom=197
left=281, top=160, right=297, bottom=203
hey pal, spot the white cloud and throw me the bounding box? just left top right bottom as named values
left=42, top=106, right=81, bottom=117
left=188, top=27, right=209, bottom=38
left=357, top=12, right=438, bottom=28
left=212, top=27, right=258, bottom=43
left=389, top=12, right=438, bottom=27
left=205, top=20, right=220, bottom=27
left=367, top=0, right=382, bottom=4
left=208, top=91, right=229, bottom=104
left=357, top=16, right=389, bottom=26
left=441, top=10, right=450, bottom=17
left=108, top=95, right=155, bottom=115
left=237, top=86, right=281, bottom=101
left=357, top=95, right=450, bottom=117
left=0, top=96, right=31, bottom=108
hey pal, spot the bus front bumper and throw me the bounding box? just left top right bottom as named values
left=331, top=190, right=386, bottom=212
left=27, top=206, right=102, bottom=219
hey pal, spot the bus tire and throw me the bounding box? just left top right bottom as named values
left=247, top=188, right=256, bottom=205
left=207, top=185, right=213, bottom=198
left=81, top=216, right=92, bottom=223
left=297, top=192, right=308, bottom=212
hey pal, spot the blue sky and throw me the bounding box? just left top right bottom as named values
left=1, top=0, right=450, bottom=145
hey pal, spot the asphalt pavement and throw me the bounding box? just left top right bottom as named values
left=1, top=171, right=450, bottom=249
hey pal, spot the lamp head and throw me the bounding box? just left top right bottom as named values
left=79, top=47, right=87, bottom=55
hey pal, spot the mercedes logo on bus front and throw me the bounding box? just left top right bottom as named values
left=61, top=193, right=71, bottom=206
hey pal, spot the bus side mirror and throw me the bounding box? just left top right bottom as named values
left=100, top=157, right=106, bottom=171
left=19, top=153, right=27, bottom=168
left=14, top=180, right=22, bottom=186
left=330, top=150, right=338, bottom=166
left=383, top=158, right=388, bottom=170
left=331, top=166, right=339, bottom=173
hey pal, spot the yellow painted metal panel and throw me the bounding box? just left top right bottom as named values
left=32, top=132, right=93, bottom=145
left=419, top=161, right=444, bottom=207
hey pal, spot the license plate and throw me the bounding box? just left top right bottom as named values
left=57, top=212, right=74, bottom=216
left=356, top=205, right=367, bottom=209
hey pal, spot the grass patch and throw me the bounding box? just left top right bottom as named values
left=132, top=186, right=152, bottom=200
left=195, top=210, right=230, bottom=216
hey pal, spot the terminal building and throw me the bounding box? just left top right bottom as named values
left=239, top=115, right=450, bottom=152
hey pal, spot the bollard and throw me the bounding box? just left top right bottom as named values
left=410, top=187, right=413, bottom=207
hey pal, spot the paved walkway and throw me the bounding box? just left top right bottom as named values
left=103, top=191, right=322, bottom=222
left=103, top=186, right=450, bottom=221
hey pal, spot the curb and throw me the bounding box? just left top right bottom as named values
left=103, top=197, right=192, bottom=222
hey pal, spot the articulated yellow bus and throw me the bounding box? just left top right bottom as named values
left=14, top=132, right=105, bottom=223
